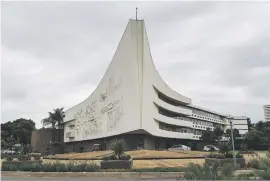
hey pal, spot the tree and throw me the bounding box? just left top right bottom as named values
left=213, top=126, right=224, bottom=143
left=247, top=118, right=253, bottom=130
left=244, top=129, right=266, bottom=150
left=42, top=117, right=56, bottom=128
left=41, top=107, right=65, bottom=129
left=200, top=127, right=224, bottom=145
left=1, top=118, right=36, bottom=149
left=243, top=121, right=270, bottom=150
left=200, top=128, right=215, bottom=144
left=225, top=128, right=240, bottom=142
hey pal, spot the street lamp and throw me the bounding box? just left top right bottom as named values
left=228, top=116, right=237, bottom=168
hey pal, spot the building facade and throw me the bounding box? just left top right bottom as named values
left=264, top=105, right=270, bottom=122
left=231, top=116, right=249, bottom=136
left=62, top=19, right=248, bottom=152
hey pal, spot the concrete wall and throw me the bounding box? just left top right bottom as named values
left=63, top=20, right=143, bottom=143
left=31, top=128, right=64, bottom=154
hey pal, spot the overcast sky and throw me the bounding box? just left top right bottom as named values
left=1, top=1, right=270, bottom=128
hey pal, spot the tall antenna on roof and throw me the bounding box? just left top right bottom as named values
left=136, top=7, right=138, bottom=20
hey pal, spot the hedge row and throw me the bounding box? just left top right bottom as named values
left=1, top=162, right=99, bottom=172
left=2, top=161, right=188, bottom=172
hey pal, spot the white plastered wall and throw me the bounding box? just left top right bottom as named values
left=63, top=20, right=143, bottom=142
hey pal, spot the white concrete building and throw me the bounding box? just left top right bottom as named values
left=264, top=105, right=270, bottom=122
left=231, top=116, right=249, bottom=136
left=63, top=19, right=248, bottom=151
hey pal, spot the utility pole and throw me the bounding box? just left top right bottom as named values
left=136, top=7, right=138, bottom=20
left=229, top=116, right=237, bottom=168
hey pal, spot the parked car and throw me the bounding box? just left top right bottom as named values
left=203, top=145, right=219, bottom=152
left=1, top=149, right=15, bottom=154
left=93, top=144, right=101, bottom=151
left=168, top=144, right=191, bottom=151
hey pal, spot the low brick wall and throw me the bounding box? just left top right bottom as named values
left=100, top=159, right=133, bottom=169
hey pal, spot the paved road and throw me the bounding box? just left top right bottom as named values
left=2, top=177, right=177, bottom=181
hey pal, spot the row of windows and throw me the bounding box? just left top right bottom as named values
left=191, top=109, right=221, bottom=120
left=174, top=116, right=214, bottom=127
left=159, top=122, right=203, bottom=136
left=159, top=122, right=193, bottom=133
left=192, top=114, right=225, bottom=123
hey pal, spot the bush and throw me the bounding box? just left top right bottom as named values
left=18, top=154, right=31, bottom=161
left=110, top=139, right=126, bottom=159
left=208, top=152, right=243, bottom=159
left=22, top=145, right=33, bottom=154
left=1, top=161, right=100, bottom=172
left=225, top=152, right=234, bottom=158
left=249, top=151, right=270, bottom=180
left=6, top=156, right=13, bottom=161
left=33, top=155, right=41, bottom=160
left=236, top=152, right=244, bottom=158
left=184, top=162, right=235, bottom=180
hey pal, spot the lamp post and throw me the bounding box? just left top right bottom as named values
left=229, top=116, right=237, bottom=168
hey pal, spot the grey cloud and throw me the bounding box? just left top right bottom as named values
left=1, top=2, right=270, bottom=126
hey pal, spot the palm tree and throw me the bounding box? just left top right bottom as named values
left=41, top=108, right=65, bottom=129
left=49, top=107, right=65, bottom=129
left=41, top=117, right=56, bottom=128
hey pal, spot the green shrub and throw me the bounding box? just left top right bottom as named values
left=110, top=139, right=125, bottom=159
left=249, top=151, right=270, bottom=180
left=248, top=159, right=260, bottom=169
left=1, top=161, right=100, bottom=172
left=33, top=155, right=41, bottom=160
left=208, top=152, right=243, bottom=159
left=236, top=152, right=244, bottom=158
left=184, top=162, right=235, bottom=180
left=225, top=152, right=234, bottom=158
left=236, top=172, right=255, bottom=180
left=6, top=155, right=13, bottom=161
left=18, top=154, right=31, bottom=161
left=218, top=142, right=230, bottom=155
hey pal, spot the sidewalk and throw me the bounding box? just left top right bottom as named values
left=1, top=170, right=253, bottom=179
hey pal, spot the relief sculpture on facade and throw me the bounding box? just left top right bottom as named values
left=72, top=76, right=123, bottom=139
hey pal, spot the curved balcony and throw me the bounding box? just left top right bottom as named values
left=154, top=114, right=192, bottom=128
left=153, top=97, right=192, bottom=116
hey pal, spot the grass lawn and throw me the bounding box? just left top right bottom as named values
left=48, top=150, right=208, bottom=159
left=42, top=158, right=205, bottom=169
left=43, top=150, right=207, bottom=169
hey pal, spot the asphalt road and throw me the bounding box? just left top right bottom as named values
left=1, top=177, right=177, bottom=181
